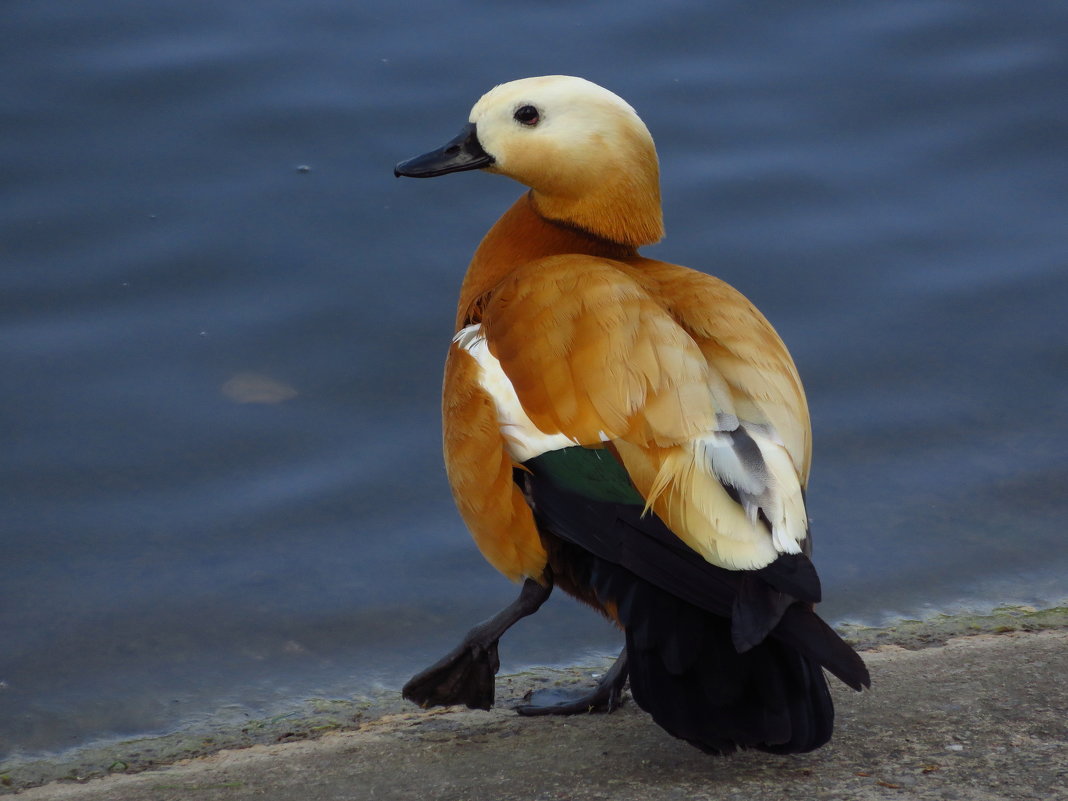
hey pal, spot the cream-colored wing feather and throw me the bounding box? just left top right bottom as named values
left=635, top=257, right=811, bottom=482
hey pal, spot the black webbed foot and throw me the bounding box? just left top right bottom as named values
left=402, top=578, right=552, bottom=710
left=516, top=647, right=628, bottom=716
left=402, top=633, right=501, bottom=709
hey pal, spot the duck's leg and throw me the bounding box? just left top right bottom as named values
left=402, top=577, right=552, bottom=710
left=515, top=647, right=628, bottom=715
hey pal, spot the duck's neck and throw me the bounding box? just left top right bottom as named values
left=529, top=147, right=664, bottom=250
left=455, top=192, right=638, bottom=329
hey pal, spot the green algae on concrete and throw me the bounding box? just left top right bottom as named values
left=836, top=604, right=1068, bottom=651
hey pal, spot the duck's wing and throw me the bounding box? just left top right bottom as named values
left=442, top=251, right=720, bottom=583
left=467, top=254, right=810, bottom=574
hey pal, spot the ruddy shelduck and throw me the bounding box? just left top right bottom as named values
left=395, top=75, right=869, bottom=754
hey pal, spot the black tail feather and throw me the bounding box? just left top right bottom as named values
left=594, top=555, right=835, bottom=754
left=774, top=605, right=871, bottom=692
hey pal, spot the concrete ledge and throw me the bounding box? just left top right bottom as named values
left=5, top=613, right=1067, bottom=800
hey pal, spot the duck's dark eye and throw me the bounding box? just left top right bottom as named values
left=514, top=105, right=540, bottom=126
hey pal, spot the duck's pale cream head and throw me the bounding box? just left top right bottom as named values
left=396, top=76, right=664, bottom=247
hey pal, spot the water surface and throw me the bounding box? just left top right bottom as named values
left=2, top=0, right=1067, bottom=759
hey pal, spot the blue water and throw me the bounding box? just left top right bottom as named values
left=2, top=0, right=1067, bottom=759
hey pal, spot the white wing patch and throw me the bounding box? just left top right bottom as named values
left=454, top=325, right=578, bottom=462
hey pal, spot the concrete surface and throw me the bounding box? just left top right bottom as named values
left=8, top=627, right=1067, bottom=801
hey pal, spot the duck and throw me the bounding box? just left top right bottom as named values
left=394, top=75, right=869, bottom=755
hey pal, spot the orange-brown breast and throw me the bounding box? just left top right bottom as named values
left=455, top=193, right=636, bottom=329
